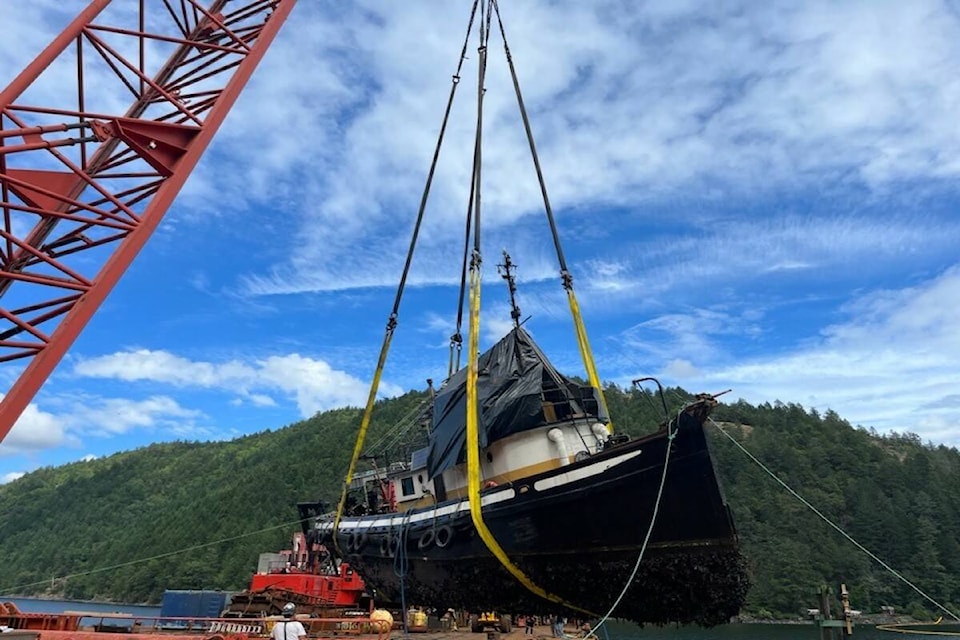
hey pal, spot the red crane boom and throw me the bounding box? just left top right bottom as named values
left=0, top=0, right=296, bottom=443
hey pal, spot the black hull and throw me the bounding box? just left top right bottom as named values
left=314, top=412, right=749, bottom=626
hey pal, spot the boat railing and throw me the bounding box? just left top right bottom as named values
left=260, top=587, right=341, bottom=607
left=1, top=610, right=390, bottom=640
left=541, top=383, right=601, bottom=424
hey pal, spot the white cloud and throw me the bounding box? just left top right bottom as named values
left=663, top=359, right=701, bottom=379
left=637, top=267, right=960, bottom=444
left=257, top=354, right=383, bottom=417
left=74, top=350, right=253, bottom=387
left=1, top=471, right=25, bottom=484
left=0, top=402, right=75, bottom=455
left=180, top=1, right=960, bottom=298
left=72, top=396, right=205, bottom=437
left=73, top=349, right=401, bottom=418
left=0, top=393, right=209, bottom=469
left=246, top=393, right=278, bottom=408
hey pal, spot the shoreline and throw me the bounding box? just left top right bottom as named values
left=384, top=615, right=930, bottom=639
left=5, top=597, right=929, bottom=633
left=4, top=595, right=159, bottom=607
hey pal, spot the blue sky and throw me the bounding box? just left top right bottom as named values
left=2, top=0, right=960, bottom=484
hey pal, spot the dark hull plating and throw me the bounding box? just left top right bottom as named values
left=314, top=414, right=749, bottom=626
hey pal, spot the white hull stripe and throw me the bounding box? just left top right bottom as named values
left=320, top=448, right=644, bottom=532
left=533, top=449, right=643, bottom=492
left=319, top=488, right=518, bottom=531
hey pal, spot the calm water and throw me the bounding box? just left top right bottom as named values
left=4, top=596, right=160, bottom=617
left=5, top=598, right=949, bottom=640
left=581, top=619, right=954, bottom=640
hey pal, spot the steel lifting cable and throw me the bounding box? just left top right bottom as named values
left=451, top=0, right=494, bottom=377
left=0, top=516, right=307, bottom=596
left=491, top=0, right=612, bottom=432
left=877, top=622, right=960, bottom=636
left=463, top=2, right=596, bottom=617
left=365, top=396, right=430, bottom=454
left=449, top=169, right=477, bottom=377
left=585, top=380, right=679, bottom=639
left=710, top=417, right=960, bottom=624
left=332, top=0, right=483, bottom=553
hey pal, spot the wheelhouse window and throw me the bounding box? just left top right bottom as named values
left=401, top=476, right=416, bottom=496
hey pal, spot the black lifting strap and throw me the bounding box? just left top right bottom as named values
left=394, top=0, right=482, bottom=321
left=451, top=0, right=494, bottom=377
left=491, top=0, right=612, bottom=423
left=491, top=0, right=568, bottom=276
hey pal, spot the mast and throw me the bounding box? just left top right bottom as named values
left=497, top=250, right=522, bottom=332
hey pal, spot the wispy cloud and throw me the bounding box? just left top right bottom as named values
left=71, top=396, right=206, bottom=438
left=0, top=395, right=203, bottom=464
left=4, top=0, right=960, bottom=479
left=623, top=266, right=960, bottom=444
left=184, top=0, right=960, bottom=299
left=526, top=211, right=960, bottom=326
left=73, top=349, right=401, bottom=418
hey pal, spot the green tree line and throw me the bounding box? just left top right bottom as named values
left=1, top=386, right=957, bottom=620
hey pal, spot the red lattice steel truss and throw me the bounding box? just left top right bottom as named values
left=0, top=0, right=296, bottom=443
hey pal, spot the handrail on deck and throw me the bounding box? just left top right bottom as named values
left=0, top=607, right=390, bottom=640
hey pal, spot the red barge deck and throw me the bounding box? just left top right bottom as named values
left=0, top=602, right=388, bottom=640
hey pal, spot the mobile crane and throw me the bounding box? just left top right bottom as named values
left=0, top=0, right=296, bottom=445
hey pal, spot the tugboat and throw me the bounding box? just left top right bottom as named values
left=306, top=322, right=748, bottom=627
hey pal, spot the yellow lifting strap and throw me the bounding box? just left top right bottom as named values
left=331, top=330, right=395, bottom=554
left=565, top=286, right=612, bottom=434
left=465, top=265, right=596, bottom=617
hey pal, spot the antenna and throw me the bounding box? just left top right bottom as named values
left=497, top=250, right=522, bottom=332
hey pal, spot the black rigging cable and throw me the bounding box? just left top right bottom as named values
left=451, top=2, right=493, bottom=377
left=332, top=0, right=483, bottom=550
left=490, top=0, right=612, bottom=427
left=491, top=0, right=566, bottom=275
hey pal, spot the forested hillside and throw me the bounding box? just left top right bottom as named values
left=0, top=392, right=430, bottom=604
left=1, top=386, right=958, bottom=619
